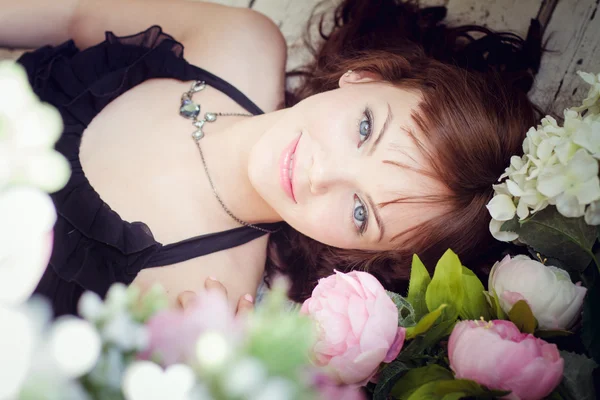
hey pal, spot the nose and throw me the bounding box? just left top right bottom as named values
left=309, top=150, right=354, bottom=195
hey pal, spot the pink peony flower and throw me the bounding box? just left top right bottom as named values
left=140, top=290, right=240, bottom=366
left=301, top=271, right=405, bottom=385
left=312, top=372, right=366, bottom=400
left=448, top=320, right=564, bottom=400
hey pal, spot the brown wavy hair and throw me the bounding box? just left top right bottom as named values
left=266, top=0, right=543, bottom=302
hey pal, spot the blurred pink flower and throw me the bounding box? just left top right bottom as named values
left=313, top=372, right=366, bottom=400
left=301, top=271, right=405, bottom=385
left=140, top=290, right=240, bottom=366
left=448, top=320, right=564, bottom=400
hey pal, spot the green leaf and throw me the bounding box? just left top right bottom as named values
left=508, top=300, right=537, bottom=334
left=372, top=360, right=412, bottom=400
left=387, top=291, right=417, bottom=328
left=425, top=249, right=464, bottom=319
left=483, top=290, right=506, bottom=320
left=582, top=282, right=600, bottom=363
left=459, top=266, right=491, bottom=320
left=408, top=254, right=432, bottom=320
left=516, top=207, right=597, bottom=272
left=391, top=365, right=454, bottom=400
left=559, top=351, right=598, bottom=400
left=440, top=394, right=465, bottom=400
left=420, top=318, right=457, bottom=350
left=405, top=379, right=504, bottom=400
left=534, top=329, right=573, bottom=339
left=406, top=304, right=446, bottom=339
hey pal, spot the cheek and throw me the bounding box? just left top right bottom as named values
left=285, top=197, right=356, bottom=249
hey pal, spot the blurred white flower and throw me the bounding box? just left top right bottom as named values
left=0, top=186, right=55, bottom=305
left=0, top=61, right=36, bottom=116
left=223, top=357, right=268, bottom=398
left=250, top=377, right=296, bottom=400
left=122, top=361, right=195, bottom=400
left=0, top=61, right=69, bottom=193
left=49, top=317, right=101, bottom=378
left=78, top=291, right=105, bottom=323
left=195, top=331, right=233, bottom=373
left=101, top=311, right=148, bottom=352
left=0, top=305, right=35, bottom=400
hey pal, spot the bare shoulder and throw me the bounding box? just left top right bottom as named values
left=184, top=8, right=287, bottom=112
left=69, top=1, right=287, bottom=112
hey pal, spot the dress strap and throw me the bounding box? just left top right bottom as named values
left=146, top=223, right=282, bottom=267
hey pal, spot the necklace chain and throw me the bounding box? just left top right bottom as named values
left=179, top=80, right=278, bottom=234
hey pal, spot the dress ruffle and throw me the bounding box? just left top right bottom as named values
left=18, top=26, right=267, bottom=314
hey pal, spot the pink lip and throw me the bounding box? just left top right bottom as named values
left=280, top=133, right=301, bottom=203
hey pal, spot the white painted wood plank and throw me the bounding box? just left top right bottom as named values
left=530, top=0, right=600, bottom=115
left=251, top=0, right=330, bottom=71
left=444, top=0, right=542, bottom=37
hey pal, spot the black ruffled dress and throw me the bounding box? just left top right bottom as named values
left=17, top=26, right=280, bottom=316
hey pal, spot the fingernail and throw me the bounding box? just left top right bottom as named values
left=243, top=294, right=254, bottom=303
left=208, top=276, right=218, bottom=281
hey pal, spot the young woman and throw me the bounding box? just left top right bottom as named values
left=0, top=0, right=542, bottom=315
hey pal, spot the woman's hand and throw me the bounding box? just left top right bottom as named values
left=176, top=277, right=254, bottom=315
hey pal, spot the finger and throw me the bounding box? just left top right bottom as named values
left=177, top=290, right=197, bottom=310
left=236, top=294, right=254, bottom=316
left=204, top=276, right=228, bottom=298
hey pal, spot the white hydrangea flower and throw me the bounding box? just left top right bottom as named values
left=572, top=112, right=600, bottom=159
left=572, top=71, right=600, bottom=114
left=122, top=361, right=196, bottom=400
left=537, top=149, right=600, bottom=217
left=486, top=194, right=516, bottom=222
left=489, top=218, right=519, bottom=244
left=0, top=61, right=70, bottom=193
left=489, top=72, right=600, bottom=240
left=0, top=187, right=56, bottom=305
left=584, top=200, right=600, bottom=225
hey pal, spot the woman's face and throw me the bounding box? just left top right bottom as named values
left=248, top=72, right=446, bottom=250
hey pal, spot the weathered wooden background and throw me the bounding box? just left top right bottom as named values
left=1, top=0, right=598, bottom=115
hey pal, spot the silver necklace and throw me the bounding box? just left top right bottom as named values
left=178, top=80, right=278, bottom=234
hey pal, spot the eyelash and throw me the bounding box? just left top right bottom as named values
left=352, top=107, right=374, bottom=235
left=357, top=108, right=374, bottom=148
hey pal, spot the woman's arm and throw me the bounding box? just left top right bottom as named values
left=0, top=0, right=254, bottom=50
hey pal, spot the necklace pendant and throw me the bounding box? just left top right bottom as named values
left=192, top=129, right=205, bottom=140
left=191, top=81, right=206, bottom=93
left=193, top=119, right=206, bottom=129
left=205, top=112, right=217, bottom=122
left=180, top=99, right=201, bottom=119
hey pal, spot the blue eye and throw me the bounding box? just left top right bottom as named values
left=358, top=109, right=373, bottom=146
left=353, top=195, right=368, bottom=233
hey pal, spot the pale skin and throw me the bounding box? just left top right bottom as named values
left=0, top=0, right=446, bottom=312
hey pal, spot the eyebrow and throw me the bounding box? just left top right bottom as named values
left=368, top=102, right=393, bottom=157
left=366, top=193, right=385, bottom=242
left=365, top=103, right=392, bottom=242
